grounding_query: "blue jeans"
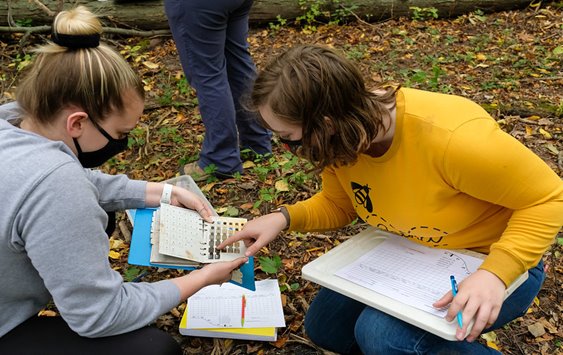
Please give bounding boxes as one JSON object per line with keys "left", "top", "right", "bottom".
{"left": 304, "top": 261, "right": 545, "bottom": 354}
{"left": 164, "top": 0, "right": 272, "bottom": 175}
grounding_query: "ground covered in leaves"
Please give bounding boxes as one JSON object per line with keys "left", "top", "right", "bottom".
{"left": 1, "top": 4, "right": 562, "bottom": 355}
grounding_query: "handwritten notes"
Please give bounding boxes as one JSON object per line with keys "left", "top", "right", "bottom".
{"left": 187, "top": 279, "right": 286, "bottom": 329}
{"left": 334, "top": 236, "right": 483, "bottom": 316}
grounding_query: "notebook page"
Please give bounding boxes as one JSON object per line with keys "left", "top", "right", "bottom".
{"left": 187, "top": 279, "right": 286, "bottom": 329}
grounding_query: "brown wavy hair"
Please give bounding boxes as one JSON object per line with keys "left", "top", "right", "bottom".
{"left": 250, "top": 44, "right": 397, "bottom": 171}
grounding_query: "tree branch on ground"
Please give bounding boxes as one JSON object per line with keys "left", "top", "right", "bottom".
{"left": 0, "top": 25, "right": 170, "bottom": 37}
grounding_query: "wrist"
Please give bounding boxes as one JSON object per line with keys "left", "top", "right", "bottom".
{"left": 272, "top": 206, "right": 290, "bottom": 230}
{"left": 160, "top": 183, "right": 173, "bottom": 205}
{"left": 172, "top": 269, "right": 208, "bottom": 300}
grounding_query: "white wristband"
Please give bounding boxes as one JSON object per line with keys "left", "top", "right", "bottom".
{"left": 160, "top": 183, "right": 173, "bottom": 205}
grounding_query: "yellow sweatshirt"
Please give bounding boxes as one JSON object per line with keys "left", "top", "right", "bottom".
{"left": 286, "top": 88, "right": 563, "bottom": 286}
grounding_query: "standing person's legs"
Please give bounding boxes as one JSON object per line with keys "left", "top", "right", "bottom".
{"left": 0, "top": 316, "right": 181, "bottom": 355}
{"left": 164, "top": 0, "right": 242, "bottom": 176}
{"left": 225, "top": 0, "right": 272, "bottom": 156}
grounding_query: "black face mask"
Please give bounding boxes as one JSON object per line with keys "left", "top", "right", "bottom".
{"left": 73, "top": 119, "right": 129, "bottom": 168}
{"left": 279, "top": 137, "right": 303, "bottom": 155}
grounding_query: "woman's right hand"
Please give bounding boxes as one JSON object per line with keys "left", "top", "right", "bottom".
{"left": 217, "top": 213, "right": 287, "bottom": 256}
{"left": 172, "top": 257, "right": 248, "bottom": 299}
{"left": 197, "top": 257, "right": 249, "bottom": 285}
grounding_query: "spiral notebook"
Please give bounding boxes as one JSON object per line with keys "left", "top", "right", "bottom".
{"left": 179, "top": 279, "right": 284, "bottom": 341}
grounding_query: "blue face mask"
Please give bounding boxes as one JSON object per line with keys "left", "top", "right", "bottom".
{"left": 73, "top": 119, "right": 129, "bottom": 168}
{"left": 279, "top": 137, "right": 303, "bottom": 155}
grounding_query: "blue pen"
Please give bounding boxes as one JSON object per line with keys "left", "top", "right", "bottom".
{"left": 449, "top": 275, "right": 463, "bottom": 328}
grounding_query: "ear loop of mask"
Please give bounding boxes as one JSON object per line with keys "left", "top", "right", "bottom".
{"left": 279, "top": 137, "right": 303, "bottom": 155}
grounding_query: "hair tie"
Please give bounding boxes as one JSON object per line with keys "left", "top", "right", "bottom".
{"left": 51, "top": 32, "right": 100, "bottom": 49}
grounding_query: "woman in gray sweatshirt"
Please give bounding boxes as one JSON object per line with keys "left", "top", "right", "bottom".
{"left": 0, "top": 6, "right": 246, "bottom": 354}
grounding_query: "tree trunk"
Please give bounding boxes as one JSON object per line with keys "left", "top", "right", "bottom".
{"left": 1, "top": 0, "right": 531, "bottom": 30}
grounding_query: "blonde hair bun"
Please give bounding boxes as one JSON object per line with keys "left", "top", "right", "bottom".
{"left": 51, "top": 6, "right": 101, "bottom": 48}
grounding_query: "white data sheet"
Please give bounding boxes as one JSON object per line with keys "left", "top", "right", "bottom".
{"left": 187, "top": 279, "right": 286, "bottom": 329}
{"left": 334, "top": 236, "right": 483, "bottom": 316}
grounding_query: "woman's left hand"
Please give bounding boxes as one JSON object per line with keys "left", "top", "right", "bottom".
{"left": 170, "top": 186, "right": 213, "bottom": 222}
{"left": 433, "top": 269, "right": 506, "bottom": 342}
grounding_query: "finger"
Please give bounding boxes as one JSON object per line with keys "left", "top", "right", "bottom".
{"left": 445, "top": 293, "right": 465, "bottom": 323}
{"left": 457, "top": 300, "right": 480, "bottom": 341}
{"left": 230, "top": 257, "right": 249, "bottom": 269}
{"left": 466, "top": 305, "right": 492, "bottom": 342}
{"left": 433, "top": 290, "right": 453, "bottom": 309}
{"left": 244, "top": 240, "right": 267, "bottom": 257}
{"left": 217, "top": 230, "right": 251, "bottom": 249}
{"left": 485, "top": 304, "right": 501, "bottom": 330}
{"left": 195, "top": 204, "right": 213, "bottom": 222}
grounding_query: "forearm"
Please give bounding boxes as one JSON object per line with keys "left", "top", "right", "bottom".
{"left": 145, "top": 182, "right": 166, "bottom": 207}
{"left": 287, "top": 191, "right": 357, "bottom": 232}
{"left": 170, "top": 270, "right": 209, "bottom": 300}
{"left": 84, "top": 169, "right": 146, "bottom": 210}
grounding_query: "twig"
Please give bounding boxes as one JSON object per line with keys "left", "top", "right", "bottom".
{"left": 288, "top": 333, "right": 332, "bottom": 353}
{"left": 144, "top": 102, "right": 194, "bottom": 111}
{"left": 0, "top": 25, "right": 51, "bottom": 34}
{"left": 510, "top": 325, "right": 526, "bottom": 355}
{"left": 118, "top": 220, "right": 131, "bottom": 242}
{"left": 549, "top": 244, "right": 560, "bottom": 303}
{"left": 7, "top": 0, "right": 16, "bottom": 27}
{"left": 32, "top": 0, "right": 56, "bottom": 17}
{"left": 99, "top": 27, "right": 171, "bottom": 37}
{"left": 518, "top": 76, "right": 563, "bottom": 82}
{"left": 339, "top": 4, "right": 374, "bottom": 27}
{"left": 0, "top": 25, "right": 170, "bottom": 37}
{"left": 55, "top": 0, "right": 65, "bottom": 13}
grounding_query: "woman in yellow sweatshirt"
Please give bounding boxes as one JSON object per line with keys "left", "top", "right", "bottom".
{"left": 219, "top": 44, "right": 563, "bottom": 354}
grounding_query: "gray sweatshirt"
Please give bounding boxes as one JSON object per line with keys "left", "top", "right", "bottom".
{"left": 0, "top": 109, "right": 180, "bottom": 337}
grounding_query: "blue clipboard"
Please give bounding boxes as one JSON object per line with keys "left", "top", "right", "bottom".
{"left": 128, "top": 208, "right": 256, "bottom": 291}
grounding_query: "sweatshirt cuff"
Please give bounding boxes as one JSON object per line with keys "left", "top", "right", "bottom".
{"left": 284, "top": 203, "right": 308, "bottom": 231}
{"left": 479, "top": 248, "right": 527, "bottom": 287}
{"left": 154, "top": 279, "right": 182, "bottom": 310}
{"left": 126, "top": 180, "right": 148, "bottom": 209}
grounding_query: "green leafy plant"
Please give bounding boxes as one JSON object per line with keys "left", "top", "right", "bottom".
{"left": 258, "top": 255, "right": 282, "bottom": 274}
{"left": 15, "top": 18, "right": 33, "bottom": 27}
{"left": 127, "top": 127, "right": 147, "bottom": 149}
{"left": 268, "top": 15, "right": 287, "bottom": 32}
{"left": 279, "top": 282, "right": 300, "bottom": 292}
{"left": 203, "top": 164, "right": 218, "bottom": 177}
{"left": 555, "top": 99, "right": 563, "bottom": 117}
{"left": 410, "top": 6, "right": 439, "bottom": 21}
{"left": 221, "top": 206, "right": 240, "bottom": 217}
{"left": 252, "top": 165, "right": 272, "bottom": 182}
{"left": 157, "top": 126, "right": 185, "bottom": 144}
{"left": 13, "top": 53, "right": 32, "bottom": 72}
{"left": 345, "top": 44, "right": 369, "bottom": 61}
{"left": 258, "top": 187, "right": 278, "bottom": 204}
{"left": 123, "top": 267, "right": 142, "bottom": 282}
{"left": 296, "top": 0, "right": 358, "bottom": 32}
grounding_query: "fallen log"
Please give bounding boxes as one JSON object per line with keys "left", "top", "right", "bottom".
{"left": 1, "top": 0, "right": 533, "bottom": 31}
